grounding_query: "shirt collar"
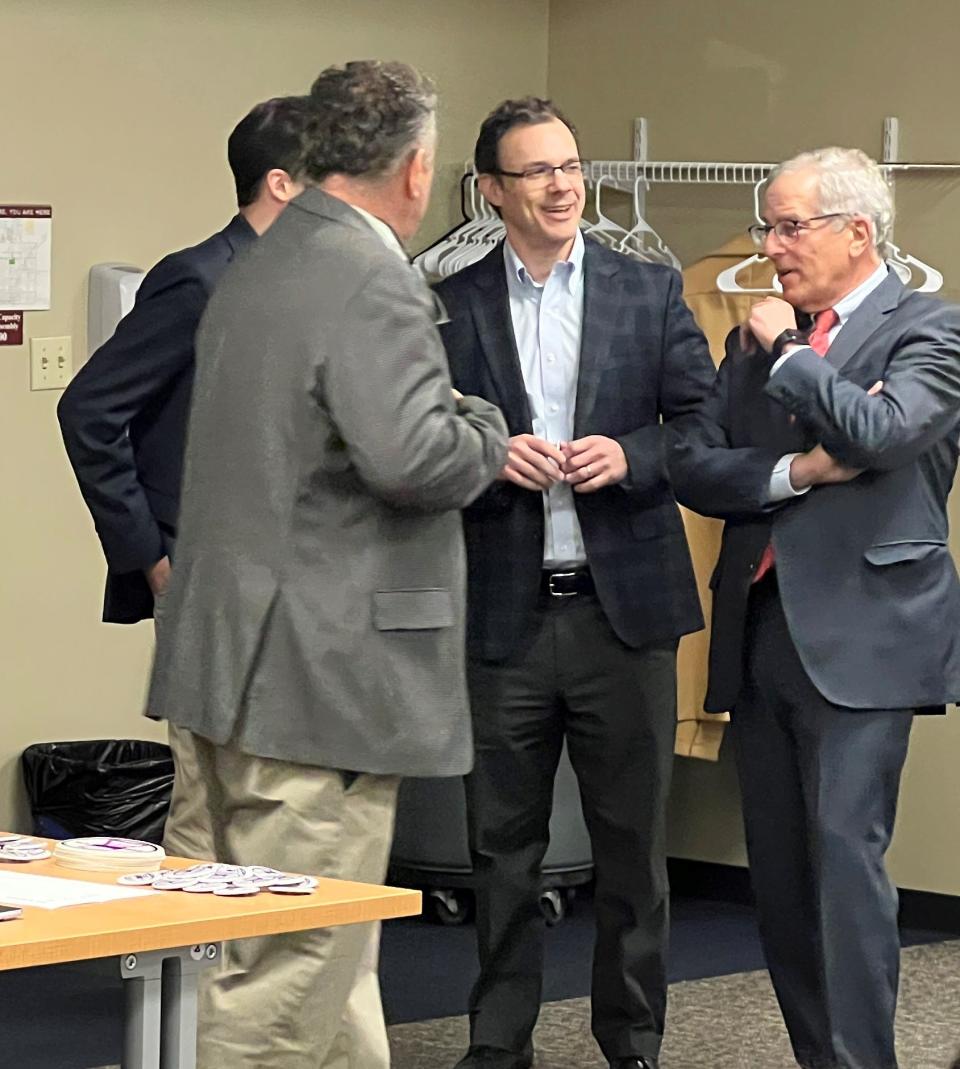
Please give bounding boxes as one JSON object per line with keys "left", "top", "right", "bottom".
{"left": 503, "top": 229, "right": 585, "bottom": 295}
{"left": 348, "top": 203, "right": 408, "bottom": 262}
{"left": 831, "top": 261, "right": 888, "bottom": 324}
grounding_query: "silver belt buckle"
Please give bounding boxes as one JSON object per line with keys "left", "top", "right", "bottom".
{"left": 547, "top": 570, "right": 578, "bottom": 598}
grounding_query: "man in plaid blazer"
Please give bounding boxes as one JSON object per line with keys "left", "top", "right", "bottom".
{"left": 436, "top": 98, "right": 716, "bottom": 1069}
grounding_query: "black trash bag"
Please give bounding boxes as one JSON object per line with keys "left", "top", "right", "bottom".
{"left": 21, "top": 740, "right": 174, "bottom": 844}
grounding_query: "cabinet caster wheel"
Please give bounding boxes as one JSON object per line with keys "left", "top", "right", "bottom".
{"left": 428, "top": 888, "right": 471, "bottom": 926}
{"left": 539, "top": 888, "right": 565, "bottom": 926}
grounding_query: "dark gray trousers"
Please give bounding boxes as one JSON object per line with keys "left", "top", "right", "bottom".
{"left": 733, "top": 577, "right": 913, "bottom": 1069}
{"left": 464, "top": 591, "right": 677, "bottom": 1063}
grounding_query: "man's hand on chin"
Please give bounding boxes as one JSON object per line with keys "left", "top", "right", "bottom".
{"left": 742, "top": 296, "right": 798, "bottom": 353}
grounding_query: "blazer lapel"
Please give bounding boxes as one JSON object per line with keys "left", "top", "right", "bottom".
{"left": 826, "top": 270, "right": 903, "bottom": 373}
{"left": 574, "top": 240, "right": 620, "bottom": 438}
{"left": 471, "top": 245, "right": 533, "bottom": 432}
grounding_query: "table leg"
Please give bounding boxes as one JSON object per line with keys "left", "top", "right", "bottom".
{"left": 120, "top": 943, "right": 220, "bottom": 1069}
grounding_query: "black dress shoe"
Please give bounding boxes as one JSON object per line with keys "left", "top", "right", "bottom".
{"left": 453, "top": 1045, "right": 534, "bottom": 1069}
{"left": 609, "top": 1058, "right": 658, "bottom": 1069}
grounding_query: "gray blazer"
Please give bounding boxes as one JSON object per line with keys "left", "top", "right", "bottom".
{"left": 146, "top": 189, "right": 508, "bottom": 776}
{"left": 669, "top": 271, "right": 960, "bottom": 713}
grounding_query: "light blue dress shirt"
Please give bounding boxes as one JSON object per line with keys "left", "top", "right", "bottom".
{"left": 504, "top": 232, "right": 587, "bottom": 568}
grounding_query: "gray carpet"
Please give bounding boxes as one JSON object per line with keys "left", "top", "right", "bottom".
{"left": 389, "top": 940, "right": 960, "bottom": 1069}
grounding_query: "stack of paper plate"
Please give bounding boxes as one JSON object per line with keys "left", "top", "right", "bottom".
{"left": 53, "top": 836, "right": 166, "bottom": 872}
{"left": 0, "top": 834, "right": 52, "bottom": 862}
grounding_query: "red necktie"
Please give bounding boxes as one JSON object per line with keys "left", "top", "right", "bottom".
{"left": 752, "top": 308, "right": 838, "bottom": 584}
{"left": 807, "top": 307, "right": 840, "bottom": 355}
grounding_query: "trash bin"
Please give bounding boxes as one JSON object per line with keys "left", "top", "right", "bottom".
{"left": 21, "top": 740, "right": 174, "bottom": 844}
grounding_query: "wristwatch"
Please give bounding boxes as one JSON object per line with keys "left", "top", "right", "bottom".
{"left": 770, "top": 328, "right": 809, "bottom": 362}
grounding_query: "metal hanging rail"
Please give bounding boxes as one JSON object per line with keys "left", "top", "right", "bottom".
{"left": 585, "top": 117, "right": 960, "bottom": 192}
{"left": 585, "top": 159, "right": 960, "bottom": 189}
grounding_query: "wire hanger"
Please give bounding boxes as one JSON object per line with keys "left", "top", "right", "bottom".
{"left": 717, "top": 179, "right": 781, "bottom": 294}
{"left": 714, "top": 178, "right": 943, "bottom": 295}
{"left": 413, "top": 169, "right": 506, "bottom": 280}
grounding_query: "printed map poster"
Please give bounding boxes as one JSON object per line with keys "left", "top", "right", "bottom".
{"left": 0, "top": 205, "right": 52, "bottom": 311}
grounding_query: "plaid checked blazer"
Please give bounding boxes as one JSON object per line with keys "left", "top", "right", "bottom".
{"left": 436, "top": 238, "right": 717, "bottom": 663}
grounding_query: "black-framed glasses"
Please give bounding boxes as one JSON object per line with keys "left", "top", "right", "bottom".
{"left": 493, "top": 159, "right": 588, "bottom": 185}
{"left": 748, "top": 213, "right": 849, "bottom": 247}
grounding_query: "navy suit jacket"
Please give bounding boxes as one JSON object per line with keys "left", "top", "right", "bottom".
{"left": 58, "top": 214, "right": 256, "bottom": 623}
{"left": 436, "top": 238, "right": 716, "bottom": 663}
{"left": 668, "top": 271, "right": 960, "bottom": 713}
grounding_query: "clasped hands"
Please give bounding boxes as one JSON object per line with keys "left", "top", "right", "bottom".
{"left": 499, "top": 434, "right": 628, "bottom": 493}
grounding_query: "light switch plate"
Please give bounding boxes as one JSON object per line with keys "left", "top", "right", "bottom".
{"left": 30, "top": 336, "right": 72, "bottom": 390}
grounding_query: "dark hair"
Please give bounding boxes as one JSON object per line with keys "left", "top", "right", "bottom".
{"left": 474, "top": 97, "right": 578, "bottom": 175}
{"left": 304, "top": 60, "right": 436, "bottom": 183}
{"left": 228, "top": 95, "right": 312, "bottom": 207}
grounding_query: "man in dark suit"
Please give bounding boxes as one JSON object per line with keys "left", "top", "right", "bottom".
{"left": 58, "top": 94, "right": 311, "bottom": 623}
{"left": 668, "top": 147, "right": 960, "bottom": 1069}
{"left": 436, "top": 98, "right": 716, "bottom": 1069}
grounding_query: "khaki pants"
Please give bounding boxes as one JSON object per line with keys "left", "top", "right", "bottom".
{"left": 155, "top": 592, "right": 218, "bottom": 863}
{"left": 163, "top": 727, "right": 399, "bottom": 1069}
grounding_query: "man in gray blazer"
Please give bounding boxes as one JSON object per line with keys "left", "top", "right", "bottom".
{"left": 669, "top": 147, "right": 960, "bottom": 1069}
{"left": 147, "top": 61, "right": 508, "bottom": 1069}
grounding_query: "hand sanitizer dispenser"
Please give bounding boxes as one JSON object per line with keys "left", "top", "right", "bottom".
{"left": 87, "top": 263, "right": 145, "bottom": 359}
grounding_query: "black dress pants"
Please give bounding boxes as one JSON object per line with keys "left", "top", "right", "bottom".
{"left": 733, "top": 577, "right": 913, "bottom": 1069}
{"left": 464, "top": 591, "right": 677, "bottom": 1063}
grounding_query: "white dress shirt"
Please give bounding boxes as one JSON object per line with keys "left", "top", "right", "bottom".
{"left": 348, "top": 203, "right": 408, "bottom": 262}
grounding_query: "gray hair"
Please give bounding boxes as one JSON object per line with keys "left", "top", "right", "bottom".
{"left": 304, "top": 60, "right": 436, "bottom": 183}
{"left": 761, "top": 147, "right": 895, "bottom": 259}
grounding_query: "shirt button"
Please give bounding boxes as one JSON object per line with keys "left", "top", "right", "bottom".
{"left": 549, "top": 404, "right": 559, "bottom": 413}
{"left": 547, "top": 354, "right": 556, "bottom": 364}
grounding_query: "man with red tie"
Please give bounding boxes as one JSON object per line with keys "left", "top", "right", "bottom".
{"left": 668, "top": 147, "right": 960, "bottom": 1069}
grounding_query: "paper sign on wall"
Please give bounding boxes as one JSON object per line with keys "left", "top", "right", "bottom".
{"left": 0, "top": 205, "right": 52, "bottom": 311}
{"left": 0, "top": 311, "right": 23, "bottom": 345}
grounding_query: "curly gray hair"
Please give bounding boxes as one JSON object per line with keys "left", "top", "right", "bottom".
{"left": 304, "top": 60, "right": 436, "bottom": 183}
{"left": 761, "top": 147, "right": 895, "bottom": 259}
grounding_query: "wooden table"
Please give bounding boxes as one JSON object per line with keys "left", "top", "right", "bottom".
{"left": 0, "top": 840, "right": 420, "bottom": 1069}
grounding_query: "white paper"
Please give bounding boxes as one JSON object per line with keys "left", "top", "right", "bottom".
{"left": 0, "top": 207, "right": 52, "bottom": 311}
{"left": 0, "top": 871, "right": 157, "bottom": 910}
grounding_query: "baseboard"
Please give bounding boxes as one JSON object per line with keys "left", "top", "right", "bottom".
{"left": 668, "top": 858, "right": 754, "bottom": 904}
{"left": 667, "top": 857, "right": 960, "bottom": 935}
{"left": 899, "top": 887, "right": 960, "bottom": 934}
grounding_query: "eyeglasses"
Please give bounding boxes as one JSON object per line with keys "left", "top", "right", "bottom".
{"left": 748, "top": 213, "right": 849, "bottom": 247}
{"left": 493, "top": 159, "right": 588, "bottom": 185}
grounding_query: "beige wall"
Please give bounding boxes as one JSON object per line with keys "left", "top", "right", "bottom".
{"left": 0, "top": 0, "right": 548, "bottom": 831}
{"left": 549, "top": 0, "right": 960, "bottom": 894}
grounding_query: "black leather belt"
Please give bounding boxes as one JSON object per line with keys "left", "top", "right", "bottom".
{"left": 540, "top": 568, "right": 595, "bottom": 598}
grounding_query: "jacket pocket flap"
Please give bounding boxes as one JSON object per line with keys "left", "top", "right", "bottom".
{"left": 630, "top": 504, "right": 677, "bottom": 541}
{"left": 373, "top": 588, "right": 454, "bottom": 630}
{"left": 864, "top": 540, "right": 946, "bottom": 566}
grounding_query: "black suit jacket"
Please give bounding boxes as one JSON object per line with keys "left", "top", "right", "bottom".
{"left": 436, "top": 238, "right": 716, "bottom": 663}
{"left": 668, "top": 272, "right": 960, "bottom": 713}
{"left": 58, "top": 214, "right": 256, "bottom": 623}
